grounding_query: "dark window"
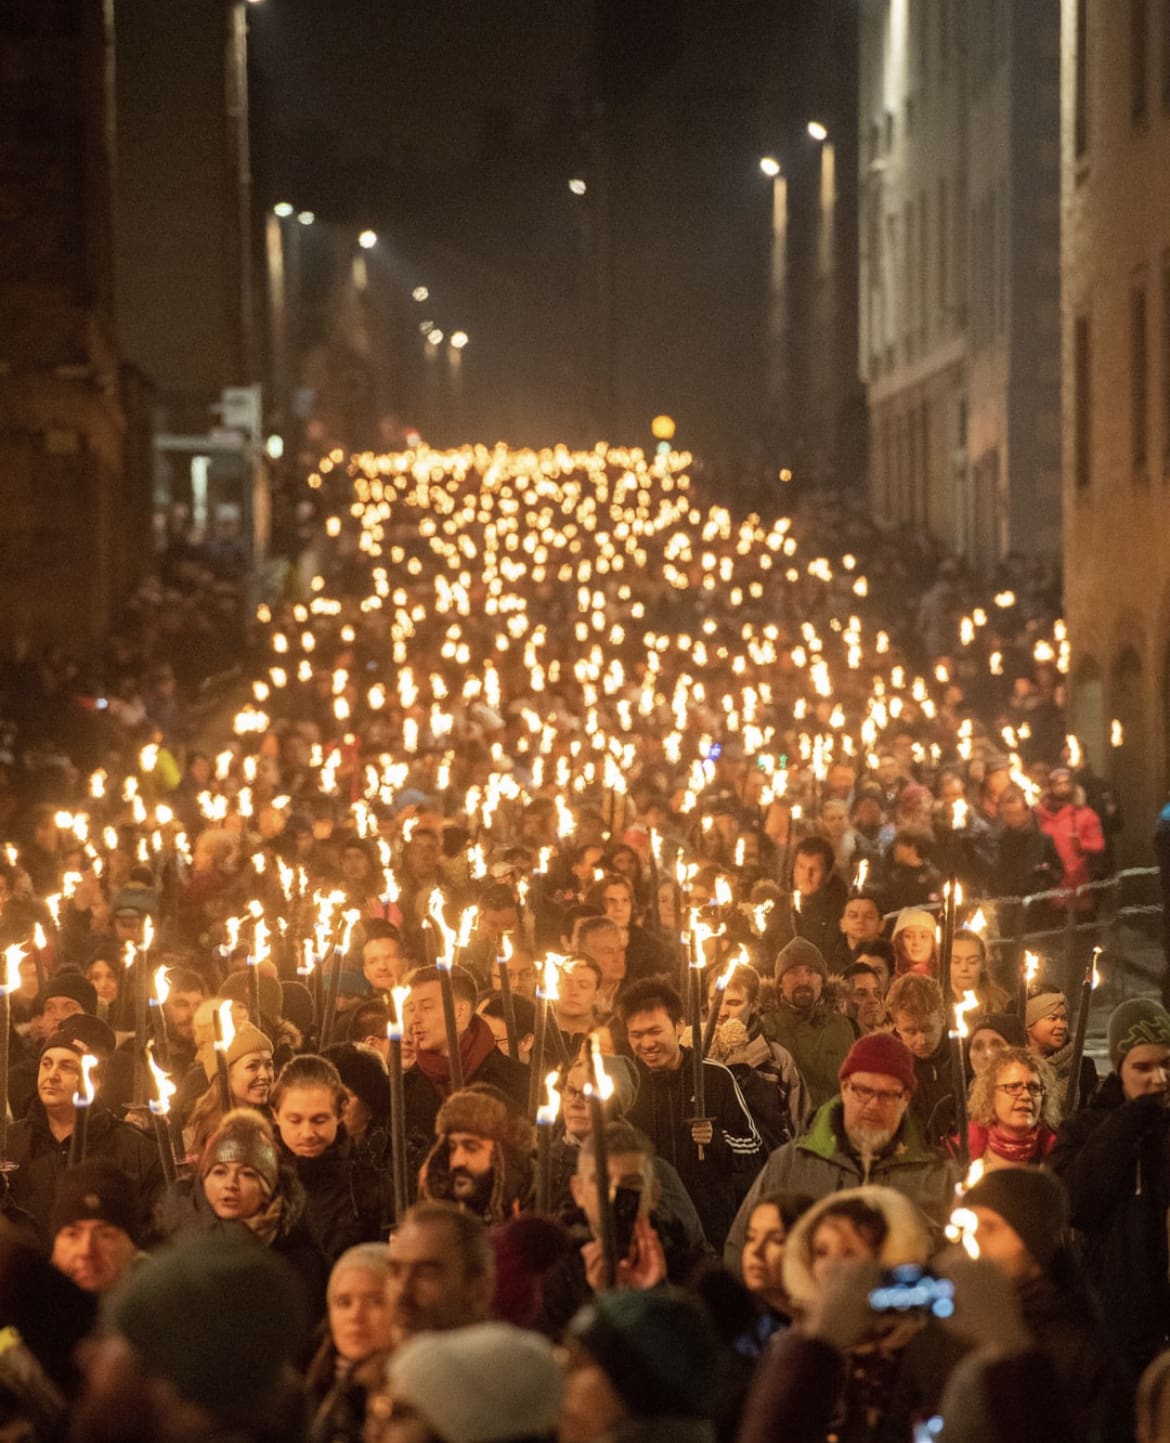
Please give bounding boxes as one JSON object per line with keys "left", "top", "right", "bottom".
{"left": 1075, "top": 313, "right": 1091, "bottom": 489}
{"left": 1133, "top": 282, "right": 1149, "bottom": 471}
{"left": 1133, "top": 0, "right": 1149, "bottom": 123}
{"left": 1075, "top": 0, "right": 1090, "bottom": 157}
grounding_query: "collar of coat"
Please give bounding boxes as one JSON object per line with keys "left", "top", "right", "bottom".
{"left": 796, "top": 1095, "right": 938, "bottom": 1167}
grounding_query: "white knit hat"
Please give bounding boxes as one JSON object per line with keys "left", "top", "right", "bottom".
{"left": 387, "top": 1323, "right": 563, "bottom": 1443}
{"left": 891, "top": 907, "right": 937, "bottom": 938}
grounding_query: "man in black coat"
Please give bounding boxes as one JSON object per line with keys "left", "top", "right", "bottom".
{"left": 619, "top": 976, "right": 763, "bottom": 1251}
{"left": 401, "top": 965, "right": 528, "bottom": 1183}
{"left": 7, "top": 1031, "right": 163, "bottom": 1243}
{"left": 1049, "top": 996, "right": 1170, "bottom": 1373}
{"left": 764, "top": 837, "right": 848, "bottom": 962}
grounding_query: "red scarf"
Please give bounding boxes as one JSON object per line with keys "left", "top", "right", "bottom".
{"left": 968, "top": 1120, "right": 1056, "bottom": 1165}
{"left": 414, "top": 1013, "right": 498, "bottom": 1098}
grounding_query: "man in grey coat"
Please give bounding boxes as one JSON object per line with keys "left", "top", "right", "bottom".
{"left": 723, "top": 1030, "right": 957, "bottom": 1267}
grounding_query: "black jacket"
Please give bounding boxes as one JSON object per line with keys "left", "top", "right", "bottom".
{"left": 281, "top": 1132, "right": 392, "bottom": 1265}
{"left": 6, "top": 1098, "right": 164, "bottom": 1242}
{"left": 402, "top": 1047, "right": 529, "bottom": 1181}
{"left": 1049, "top": 1072, "right": 1170, "bottom": 1370}
{"left": 765, "top": 874, "right": 848, "bottom": 963}
{"left": 910, "top": 1034, "right": 956, "bottom": 1149}
{"left": 624, "top": 1051, "right": 763, "bottom": 1250}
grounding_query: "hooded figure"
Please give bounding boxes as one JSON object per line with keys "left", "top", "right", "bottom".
{"left": 419, "top": 1084, "right": 535, "bottom": 1225}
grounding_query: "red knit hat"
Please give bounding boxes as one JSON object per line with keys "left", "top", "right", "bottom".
{"left": 838, "top": 1032, "right": 917, "bottom": 1095}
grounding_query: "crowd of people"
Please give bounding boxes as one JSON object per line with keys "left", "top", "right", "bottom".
{"left": 0, "top": 442, "right": 1160, "bottom": 1443}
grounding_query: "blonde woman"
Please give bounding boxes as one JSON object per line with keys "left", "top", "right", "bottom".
{"left": 965, "top": 1047, "right": 1060, "bottom": 1169}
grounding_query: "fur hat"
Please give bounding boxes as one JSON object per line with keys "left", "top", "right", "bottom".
{"left": 774, "top": 936, "right": 828, "bottom": 981}
{"left": 1107, "top": 997, "right": 1170, "bottom": 1071}
{"left": 435, "top": 1083, "right": 535, "bottom": 1154}
{"left": 1025, "top": 991, "right": 1066, "bottom": 1029}
{"left": 783, "top": 1185, "right": 932, "bottom": 1307}
{"left": 388, "top": 1323, "right": 564, "bottom": 1443}
{"left": 839, "top": 1031, "right": 917, "bottom": 1095}
{"left": 199, "top": 1108, "right": 280, "bottom": 1197}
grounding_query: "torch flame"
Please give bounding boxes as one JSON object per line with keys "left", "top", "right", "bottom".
{"left": 952, "top": 989, "right": 980, "bottom": 1040}
{"left": 951, "top": 799, "right": 969, "bottom": 829}
{"left": 1, "top": 945, "right": 24, "bottom": 994}
{"left": 855, "top": 858, "right": 869, "bottom": 891}
{"left": 946, "top": 1206, "right": 981, "bottom": 1260}
{"left": 122, "top": 941, "right": 136, "bottom": 972}
{"left": 457, "top": 906, "right": 478, "bottom": 950}
{"left": 427, "top": 890, "right": 456, "bottom": 967}
{"left": 298, "top": 938, "right": 316, "bottom": 977}
{"left": 967, "top": 907, "right": 988, "bottom": 936}
{"left": 146, "top": 1043, "right": 176, "bottom": 1116}
{"left": 153, "top": 965, "right": 170, "bottom": 1005}
{"left": 73, "top": 1052, "right": 99, "bottom": 1107}
{"left": 715, "top": 946, "right": 746, "bottom": 992}
{"left": 215, "top": 998, "right": 236, "bottom": 1052}
{"left": 536, "top": 1069, "right": 561, "bottom": 1126}
{"left": 1024, "top": 951, "right": 1040, "bottom": 985}
{"left": 1090, "top": 946, "right": 1104, "bottom": 989}
{"left": 538, "top": 953, "right": 562, "bottom": 1001}
{"left": 714, "top": 874, "right": 734, "bottom": 907}
{"left": 585, "top": 1035, "right": 615, "bottom": 1101}
{"left": 387, "top": 985, "right": 411, "bottom": 1041}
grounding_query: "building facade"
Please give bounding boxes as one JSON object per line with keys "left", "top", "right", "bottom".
{"left": 1061, "top": 0, "right": 1170, "bottom": 858}
{"left": 859, "top": 0, "right": 1062, "bottom": 566}
{"left": 0, "top": 0, "right": 144, "bottom": 646}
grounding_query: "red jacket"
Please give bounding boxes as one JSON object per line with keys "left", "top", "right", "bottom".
{"left": 1034, "top": 800, "right": 1105, "bottom": 909}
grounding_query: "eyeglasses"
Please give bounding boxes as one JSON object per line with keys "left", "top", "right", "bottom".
{"left": 562, "top": 1085, "right": 586, "bottom": 1102}
{"left": 845, "top": 1081, "right": 907, "bottom": 1106}
{"left": 996, "top": 1081, "right": 1044, "bottom": 1098}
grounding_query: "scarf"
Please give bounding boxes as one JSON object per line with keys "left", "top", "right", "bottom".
{"left": 414, "top": 1012, "right": 498, "bottom": 1098}
{"left": 970, "top": 1120, "right": 1056, "bottom": 1165}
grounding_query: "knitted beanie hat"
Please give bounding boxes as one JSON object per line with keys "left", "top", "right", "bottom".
{"left": 775, "top": 936, "right": 828, "bottom": 981}
{"left": 50, "top": 1159, "right": 141, "bottom": 1244}
{"left": 388, "top": 1323, "right": 564, "bottom": 1443}
{"left": 1025, "top": 991, "right": 1066, "bottom": 1029}
{"left": 965, "top": 1167, "right": 1069, "bottom": 1272}
{"left": 892, "top": 907, "right": 937, "bottom": 938}
{"left": 40, "top": 970, "right": 98, "bottom": 1017}
{"left": 569, "top": 1287, "right": 719, "bottom": 1420}
{"left": 1107, "top": 997, "right": 1170, "bottom": 1071}
{"left": 839, "top": 1031, "right": 918, "bottom": 1095}
{"left": 104, "top": 1236, "right": 306, "bottom": 1423}
{"left": 199, "top": 1108, "right": 280, "bottom": 1197}
{"left": 324, "top": 1043, "right": 391, "bottom": 1128}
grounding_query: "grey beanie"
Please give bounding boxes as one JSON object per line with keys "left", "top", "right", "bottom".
{"left": 1107, "top": 997, "right": 1170, "bottom": 1071}
{"left": 774, "top": 936, "right": 828, "bottom": 981}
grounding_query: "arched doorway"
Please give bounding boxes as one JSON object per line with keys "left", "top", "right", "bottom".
{"left": 1112, "top": 646, "right": 1148, "bottom": 868}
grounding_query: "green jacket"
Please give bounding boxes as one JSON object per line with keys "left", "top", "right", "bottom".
{"left": 759, "top": 1002, "right": 857, "bottom": 1111}
{"left": 722, "top": 1096, "right": 958, "bottom": 1267}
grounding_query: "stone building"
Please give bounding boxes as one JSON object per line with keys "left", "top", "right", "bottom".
{"left": 1061, "top": 0, "right": 1170, "bottom": 858}
{"left": 859, "top": 0, "right": 1062, "bottom": 567}
{"left": 0, "top": 0, "right": 142, "bottom": 645}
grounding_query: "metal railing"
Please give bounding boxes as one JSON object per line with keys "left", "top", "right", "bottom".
{"left": 882, "top": 867, "right": 1164, "bottom": 998}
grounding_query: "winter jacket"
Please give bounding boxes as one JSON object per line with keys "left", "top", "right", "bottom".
{"left": 280, "top": 1132, "right": 391, "bottom": 1265}
{"left": 760, "top": 1001, "right": 857, "bottom": 1111}
{"left": 988, "top": 823, "right": 1063, "bottom": 910}
{"left": 402, "top": 1043, "right": 528, "bottom": 1176}
{"left": 624, "top": 1050, "right": 764, "bottom": 1250}
{"left": 706, "top": 1018, "right": 808, "bottom": 1146}
{"left": 1035, "top": 800, "right": 1106, "bottom": 908}
{"left": 723, "top": 1097, "right": 957, "bottom": 1267}
{"left": 765, "top": 874, "right": 848, "bottom": 962}
{"left": 157, "top": 1168, "right": 327, "bottom": 1318}
{"left": 6, "top": 1098, "right": 164, "bottom": 1241}
{"left": 1049, "top": 1073, "right": 1170, "bottom": 1370}
{"left": 1014, "top": 1274, "right": 1135, "bottom": 1443}
{"left": 910, "top": 1034, "right": 956, "bottom": 1148}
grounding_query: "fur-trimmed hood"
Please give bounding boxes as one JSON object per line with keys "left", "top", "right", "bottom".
{"left": 781, "top": 1184, "right": 933, "bottom": 1307}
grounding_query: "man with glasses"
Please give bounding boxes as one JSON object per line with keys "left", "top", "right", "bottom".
{"left": 722, "top": 1031, "right": 956, "bottom": 1267}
